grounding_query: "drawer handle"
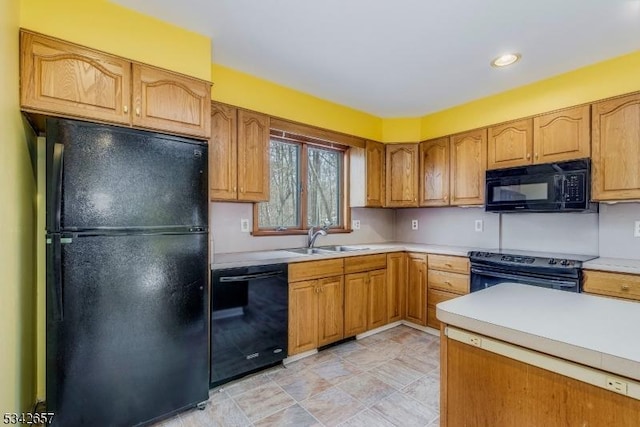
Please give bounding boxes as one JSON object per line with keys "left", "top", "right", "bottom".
{"left": 621, "top": 284, "right": 630, "bottom": 291}
{"left": 445, "top": 263, "right": 453, "bottom": 267}
{"left": 445, "top": 280, "right": 452, "bottom": 286}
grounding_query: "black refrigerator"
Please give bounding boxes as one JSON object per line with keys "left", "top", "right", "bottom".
{"left": 45, "top": 118, "right": 209, "bottom": 426}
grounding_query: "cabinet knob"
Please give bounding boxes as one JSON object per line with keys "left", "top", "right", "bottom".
{"left": 526, "top": 153, "right": 531, "bottom": 160}
{"left": 123, "top": 105, "right": 129, "bottom": 114}
{"left": 445, "top": 263, "right": 453, "bottom": 267}
{"left": 445, "top": 280, "right": 452, "bottom": 286}
{"left": 136, "top": 107, "right": 141, "bottom": 116}
{"left": 621, "top": 284, "right": 630, "bottom": 291}
{"left": 233, "top": 187, "right": 237, "bottom": 192}
{"left": 240, "top": 187, "right": 244, "bottom": 193}
{"left": 535, "top": 153, "right": 539, "bottom": 160}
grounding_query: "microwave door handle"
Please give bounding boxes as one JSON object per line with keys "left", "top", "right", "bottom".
{"left": 471, "top": 267, "right": 576, "bottom": 288}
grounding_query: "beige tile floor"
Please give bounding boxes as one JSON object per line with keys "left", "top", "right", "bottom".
{"left": 156, "top": 325, "right": 441, "bottom": 427}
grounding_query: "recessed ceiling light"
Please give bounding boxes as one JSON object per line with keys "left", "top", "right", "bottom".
{"left": 491, "top": 53, "right": 521, "bottom": 68}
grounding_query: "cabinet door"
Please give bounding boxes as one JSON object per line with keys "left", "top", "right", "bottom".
{"left": 365, "top": 141, "right": 385, "bottom": 207}
{"left": 385, "top": 144, "right": 419, "bottom": 207}
{"left": 419, "top": 138, "right": 450, "bottom": 206}
{"left": 288, "top": 280, "right": 319, "bottom": 355}
{"left": 344, "top": 273, "right": 368, "bottom": 338}
{"left": 209, "top": 103, "right": 238, "bottom": 200}
{"left": 592, "top": 93, "right": 640, "bottom": 201}
{"left": 533, "top": 105, "right": 590, "bottom": 164}
{"left": 450, "top": 129, "right": 487, "bottom": 205}
{"left": 368, "top": 269, "right": 388, "bottom": 330}
{"left": 237, "top": 110, "right": 270, "bottom": 202}
{"left": 132, "top": 64, "right": 211, "bottom": 138}
{"left": 20, "top": 30, "right": 131, "bottom": 125}
{"left": 406, "top": 253, "right": 427, "bottom": 326}
{"left": 387, "top": 252, "right": 406, "bottom": 323}
{"left": 317, "top": 276, "right": 344, "bottom": 347}
{"left": 487, "top": 119, "right": 533, "bottom": 169}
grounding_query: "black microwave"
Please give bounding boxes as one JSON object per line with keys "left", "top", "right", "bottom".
{"left": 485, "top": 159, "right": 597, "bottom": 213}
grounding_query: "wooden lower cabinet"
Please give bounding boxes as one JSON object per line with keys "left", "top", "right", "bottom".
{"left": 344, "top": 269, "right": 387, "bottom": 337}
{"left": 288, "top": 275, "right": 344, "bottom": 355}
{"left": 442, "top": 334, "right": 640, "bottom": 426}
{"left": 427, "top": 254, "right": 470, "bottom": 329}
{"left": 406, "top": 253, "right": 427, "bottom": 326}
{"left": 583, "top": 270, "right": 640, "bottom": 302}
{"left": 387, "top": 252, "right": 406, "bottom": 322}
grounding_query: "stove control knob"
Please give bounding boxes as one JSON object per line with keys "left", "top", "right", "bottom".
{"left": 560, "top": 259, "right": 570, "bottom": 266}
{"left": 548, "top": 258, "right": 557, "bottom": 265}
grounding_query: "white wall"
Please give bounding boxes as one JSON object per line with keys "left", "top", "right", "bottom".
{"left": 395, "top": 207, "right": 500, "bottom": 248}
{"left": 211, "top": 203, "right": 395, "bottom": 253}
{"left": 598, "top": 203, "right": 640, "bottom": 259}
{"left": 501, "top": 212, "right": 599, "bottom": 255}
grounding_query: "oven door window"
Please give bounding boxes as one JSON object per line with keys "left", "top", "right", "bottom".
{"left": 470, "top": 268, "right": 579, "bottom": 293}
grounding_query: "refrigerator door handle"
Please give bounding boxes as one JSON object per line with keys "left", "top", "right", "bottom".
{"left": 51, "top": 143, "right": 65, "bottom": 231}
{"left": 47, "top": 235, "right": 64, "bottom": 321}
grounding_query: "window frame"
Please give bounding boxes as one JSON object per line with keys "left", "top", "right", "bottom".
{"left": 252, "top": 132, "right": 351, "bottom": 236}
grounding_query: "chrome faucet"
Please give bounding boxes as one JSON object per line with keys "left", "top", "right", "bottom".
{"left": 307, "top": 226, "right": 328, "bottom": 248}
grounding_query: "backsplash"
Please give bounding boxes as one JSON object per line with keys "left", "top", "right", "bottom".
{"left": 211, "top": 202, "right": 640, "bottom": 260}
{"left": 501, "top": 212, "right": 598, "bottom": 255}
{"left": 598, "top": 202, "right": 640, "bottom": 259}
{"left": 394, "top": 207, "right": 499, "bottom": 248}
{"left": 210, "top": 203, "right": 395, "bottom": 253}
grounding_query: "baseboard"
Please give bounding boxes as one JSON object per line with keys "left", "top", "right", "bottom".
{"left": 283, "top": 348, "right": 317, "bottom": 365}
{"left": 355, "top": 321, "right": 402, "bottom": 339}
{"left": 402, "top": 320, "right": 440, "bottom": 337}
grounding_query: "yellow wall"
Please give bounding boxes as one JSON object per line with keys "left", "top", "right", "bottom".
{"left": 381, "top": 118, "right": 422, "bottom": 143}
{"left": 212, "top": 64, "right": 383, "bottom": 141}
{"left": 20, "top": 0, "right": 211, "bottom": 80}
{"left": 0, "top": 0, "right": 37, "bottom": 413}
{"left": 420, "top": 50, "right": 640, "bottom": 140}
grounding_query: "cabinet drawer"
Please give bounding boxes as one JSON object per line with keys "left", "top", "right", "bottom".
{"left": 289, "top": 259, "right": 344, "bottom": 282}
{"left": 428, "top": 254, "right": 469, "bottom": 274}
{"left": 428, "top": 270, "right": 469, "bottom": 294}
{"left": 344, "top": 254, "right": 387, "bottom": 274}
{"left": 583, "top": 270, "right": 640, "bottom": 301}
{"left": 428, "top": 288, "right": 460, "bottom": 307}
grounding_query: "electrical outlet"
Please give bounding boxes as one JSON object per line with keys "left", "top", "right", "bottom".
{"left": 240, "top": 219, "right": 250, "bottom": 233}
{"left": 634, "top": 221, "right": 640, "bottom": 237}
{"left": 605, "top": 377, "right": 628, "bottom": 395}
{"left": 469, "top": 335, "right": 482, "bottom": 348}
{"left": 475, "top": 219, "right": 483, "bottom": 232}
{"left": 352, "top": 219, "right": 361, "bottom": 230}
{"left": 411, "top": 219, "right": 418, "bottom": 230}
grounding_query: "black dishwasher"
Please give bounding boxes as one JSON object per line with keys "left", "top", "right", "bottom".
{"left": 210, "top": 264, "right": 288, "bottom": 387}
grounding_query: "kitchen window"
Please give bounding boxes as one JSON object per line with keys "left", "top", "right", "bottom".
{"left": 253, "top": 130, "right": 349, "bottom": 235}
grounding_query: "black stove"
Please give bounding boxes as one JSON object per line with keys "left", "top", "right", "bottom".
{"left": 468, "top": 250, "right": 597, "bottom": 293}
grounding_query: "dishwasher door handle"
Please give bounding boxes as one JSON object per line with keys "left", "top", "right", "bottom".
{"left": 219, "top": 271, "right": 285, "bottom": 282}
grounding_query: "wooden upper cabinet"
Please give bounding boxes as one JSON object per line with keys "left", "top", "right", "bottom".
{"left": 237, "top": 110, "right": 270, "bottom": 202}
{"left": 209, "top": 105, "right": 270, "bottom": 202}
{"left": 386, "top": 144, "right": 419, "bottom": 207}
{"left": 20, "top": 30, "right": 212, "bottom": 139}
{"left": 487, "top": 119, "right": 533, "bottom": 170}
{"left": 209, "top": 103, "right": 238, "bottom": 200}
{"left": 533, "top": 105, "right": 590, "bottom": 163}
{"left": 450, "top": 129, "right": 487, "bottom": 205}
{"left": 419, "top": 137, "right": 450, "bottom": 206}
{"left": 132, "top": 64, "right": 211, "bottom": 138}
{"left": 365, "top": 141, "right": 385, "bottom": 207}
{"left": 20, "top": 30, "right": 131, "bottom": 125}
{"left": 592, "top": 93, "right": 640, "bottom": 201}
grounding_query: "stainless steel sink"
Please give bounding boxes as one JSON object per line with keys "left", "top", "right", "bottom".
{"left": 285, "top": 247, "right": 331, "bottom": 255}
{"left": 318, "top": 245, "right": 369, "bottom": 252}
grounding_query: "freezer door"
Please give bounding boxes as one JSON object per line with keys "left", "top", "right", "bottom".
{"left": 46, "top": 118, "right": 207, "bottom": 231}
{"left": 46, "top": 233, "right": 209, "bottom": 426}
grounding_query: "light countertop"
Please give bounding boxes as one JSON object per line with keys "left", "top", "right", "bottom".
{"left": 583, "top": 257, "right": 640, "bottom": 275}
{"left": 436, "top": 283, "right": 640, "bottom": 381}
{"left": 212, "top": 242, "right": 493, "bottom": 269}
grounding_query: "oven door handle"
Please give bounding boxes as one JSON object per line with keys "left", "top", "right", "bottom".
{"left": 471, "top": 267, "right": 576, "bottom": 288}
{"left": 219, "top": 271, "right": 284, "bottom": 282}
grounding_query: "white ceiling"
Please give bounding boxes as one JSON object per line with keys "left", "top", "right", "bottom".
{"left": 112, "top": 0, "right": 640, "bottom": 117}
